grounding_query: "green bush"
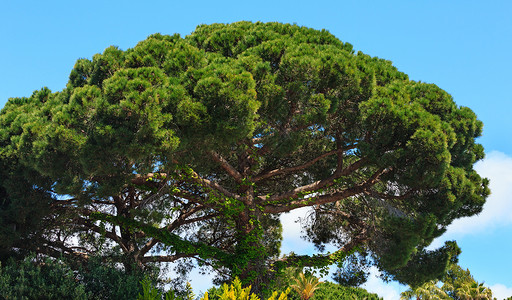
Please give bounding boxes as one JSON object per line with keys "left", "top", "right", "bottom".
{"left": 0, "top": 254, "right": 159, "bottom": 300}
{"left": 0, "top": 255, "right": 87, "bottom": 299}
{"left": 311, "top": 282, "right": 382, "bottom": 300}
{"left": 78, "top": 257, "right": 152, "bottom": 299}
{"left": 201, "top": 277, "right": 289, "bottom": 300}
{"left": 0, "top": 255, "right": 381, "bottom": 300}
{"left": 138, "top": 279, "right": 195, "bottom": 300}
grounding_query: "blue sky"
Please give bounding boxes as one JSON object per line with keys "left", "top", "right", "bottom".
{"left": 2, "top": 1, "right": 512, "bottom": 298}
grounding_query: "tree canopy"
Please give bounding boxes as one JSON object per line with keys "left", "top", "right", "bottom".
{"left": 0, "top": 21, "right": 488, "bottom": 291}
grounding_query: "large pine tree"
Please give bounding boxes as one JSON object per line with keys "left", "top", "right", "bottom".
{"left": 0, "top": 21, "right": 488, "bottom": 291}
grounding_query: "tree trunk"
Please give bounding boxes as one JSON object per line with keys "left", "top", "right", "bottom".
{"left": 234, "top": 207, "right": 270, "bottom": 294}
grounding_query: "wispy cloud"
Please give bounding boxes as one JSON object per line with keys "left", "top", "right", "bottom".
{"left": 490, "top": 283, "right": 512, "bottom": 300}
{"left": 185, "top": 266, "right": 215, "bottom": 295}
{"left": 427, "top": 151, "right": 512, "bottom": 299}
{"left": 362, "top": 267, "right": 407, "bottom": 300}
{"left": 280, "top": 207, "right": 316, "bottom": 255}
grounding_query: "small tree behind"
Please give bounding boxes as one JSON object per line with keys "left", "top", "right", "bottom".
{"left": 401, "top": 264, "right": 493, "bottom": 300}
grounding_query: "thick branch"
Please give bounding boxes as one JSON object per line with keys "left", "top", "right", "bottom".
{"left": 260, "top": 158, "right": 367, "bottom": 204}
{"left": 90, "top": 212, "right": 234, "bottom": 267}
{"left": 274, "top": 233, "right": 368, "bottom": 268}
{"left": 138, "top": 238, "right": 160, "bottom": 258}
{"left": 131, "top": 173, "right": 168, "bottom": 187}
{"left": 253, "top": 146, "right": 356, "bottom": 182}
{"left": 263, "top": 167, "right": 386, "bottom": 214}
{"left": 138, "top": 209, "right": 220, "bottom": 257}
{"left": 141, "top": 254, "right": 197, "bottom": 263}
{"left": 209, "top": 151, "right": 244, "bottom": 183}
{"left": 185, "top": 168, "right": 240, "bottom": 200}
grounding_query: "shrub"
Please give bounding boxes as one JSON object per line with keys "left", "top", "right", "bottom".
{"left": 312, "top": 282, "right": 382, "bottom": 300}
{"left": 0, "top": 254, "right": 159, "bottom": 299}
{"left": 201, "top": 277, "right": 289, "bottom": 300}
{"left": 0, "top": 255, "right": 87, "bottom": 299}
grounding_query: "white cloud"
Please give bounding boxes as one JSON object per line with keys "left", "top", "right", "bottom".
{"left": 280, "top": 207, "right": 309, "bottom": 241}
{"left": 280, "top": 207, "right": 317, "bottom": 255}
{"left": 490, "top": 283, "right": 512, "bottom": 300}
{"left": 442, "top": 151, "right": 512, "bottom": 236}
{"left": 362, "top": 267, "right": 406, "bottom": 300}
{"left": 185, "top": 266, "right": 216, "bottom": 295}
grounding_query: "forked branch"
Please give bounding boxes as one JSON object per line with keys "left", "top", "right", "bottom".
{"left": 263, "top": 167, "right": 386, "bottom": 214}
{"left": 253, "top": 145, "right": 357, "bottom": 182}
{"left": 260, "top": 158, "right": 368, "bottom": 204}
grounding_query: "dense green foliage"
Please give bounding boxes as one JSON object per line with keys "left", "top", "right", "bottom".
{"left": 0, "top": 255, "right": 87, "bottom": 299}
{"left": 312, "top": 282, "right": 382, "bottom": 300}
{"left": 138, "top": 279, "right": 193, "bottom": 300}
{"left": 78, "top": 257, "right": 156, "bottom": 299}
{"left": 0, "top": 21, "right": 488, "bottom": 292}
{"left": 0, "top": 254, "right": 155, "bottom": 299}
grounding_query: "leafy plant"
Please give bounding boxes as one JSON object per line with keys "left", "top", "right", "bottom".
{"left": 78, "top": 256, "right": 151, "bottom": 300}
{"left": 201, "top": 277, "right": 289, "bottom": 300}
{"left": 138, "top": 279, "right": 195, "bottom": 300}
{"left": 400, "top": 280, "right": 448, "bottom": 300}
{"left": 290, "top": 273, "right": 321, "bottom": 300}
{"left": 139, "top": 277, "right": 162, "bottom": 300}
{"left": 300, "top": 281, "right": 382, "bottom": 300}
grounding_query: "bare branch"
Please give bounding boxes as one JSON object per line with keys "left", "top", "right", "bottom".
{"left": 40, "top": 240, "right": 91, "bottom": 262}
{"left": 335, "top": 131, "right": 344, "bottom": 174}
{"left": 74, "top": 215, "right": 127, "bottom": 252}
{"left": 169, "top": 211, "right": 221, "bottom": 231}
{"left": 51, "top": 198, "right": 78, "bottom": 207}
{"left": 91, "top": 199, "right": 116, "bottom": 205}
{"left": 274, "top": 231, "right": 368, "bottom": 268}
{"left": 368, "top": 189, "right": 415, "bottom": 202}
{"left": 173, "top": 190, "right": 209, "bottom": 205}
